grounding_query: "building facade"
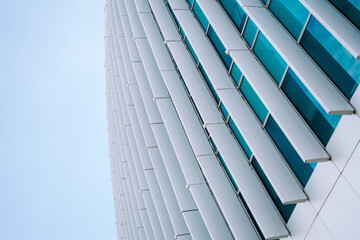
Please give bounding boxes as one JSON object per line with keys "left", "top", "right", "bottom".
{"left": 104, "top": 0, "right": 360, "bottom": 239}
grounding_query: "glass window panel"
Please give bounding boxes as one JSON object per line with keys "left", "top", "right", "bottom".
{"left": 220, "top": 103, "right": 229, "bottom": 120}
{"left": 300, "top": 17, "right": 360, "bottom": 99}
{"left": 210, "top": 137, "right": 217, "bottom": 152}
{"left": 199, "top": 63, "right": 220, "bottom": 104}
{"left": 228, "top": 117, "right": 252, "bottom": 159}
{"left": 265, "top": 115, "right": 315, "bottom": 187}
{"left": 167, "top": 2, "right": 180, "bottom": 28}
{"left": 193, "top": 1, "right": 209, "bottom": 31}
{"left": 218, "top": 0, "right": 247, "bottom": 33}
{"left": 251, "top": 157, "right": 295, "bottom": 223}
{"left": 349, "top": 0, "right": 360, "bottom": 10}
{"left": 328, "top": 0, "right": 360, "bottom": 29}
{"left": 207, "top": 26, "right": 232, "bottom": 69}
{"left": 178, "top": 71, "right": 191, "bottom": 97}
{"left": 210, "top": 139, "right": 239, "bottom": 191}
{"left": 269, "top": 0, "right": 309, "bottom": 39}
{"left": 261, "top": 0, "right": 269, "bottom": 5}
{"left": 240, "top": 77, "right": 268, "bottom": 123}
{"left": 187, "top": 0, "right": 194, "bottom": 8}
{"left": 185, "top": 37, "right": 199, "bottom": 64}
{"left": 218, "top": 152, "right": 239, "bottom": 191}
{"left": 281, "top": 68, "right": 341, "bottom": 145}
{"left": 243, "top": 18, "right": 258, "bottom": 46}
{"left": 253, "top": 32, "right": 287, "bottom": 84}
{"left": 230, "top": 62, "right": 242, "bottom": 86}
{"left": 180, "top": 27, "right": 185, "bottom": 39}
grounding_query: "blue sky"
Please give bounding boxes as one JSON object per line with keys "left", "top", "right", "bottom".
{"left": 0, "top": 0, "right": 116, "bottom": 239}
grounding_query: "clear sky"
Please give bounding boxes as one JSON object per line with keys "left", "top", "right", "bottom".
{"left": 0, "top": 0, "right": 117, "bottom": 239}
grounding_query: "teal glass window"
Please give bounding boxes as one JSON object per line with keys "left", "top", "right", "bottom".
{"left": 218, "top": 0, "right": 247, "bottom": 33}
{"left": 253, "top": 32, "right": 287, "bottom": 84}
{"left": 281, "top": 69, "right": 341, "bottom": 145}
{"left": 243, "top": 18, "right": 258, "bottom": 47}
{"left": 193, "top": 1, "right": 209, "bottom": 31}
{"left": 252, "top": 157, "right": 295, "bottom": 222}
{"left": 230, "top": 62, "right": 242, "bottom": 86}
{"left": 178, "top": 70, "right": 191, "bottom": 97}
{"left": 240, "top": 77, "right": 268, "bottom": 123}
{"left": 210, "top": 139, "right": 239, "bottom": 191}
{"left": 180, "top": 27, "right": 185, "bottom": 39}
{"left": 167, "top": 2, "right": 180, "bottom": 28}
{"left": 328, "top": 0, "right": 360, "bottom": 29}
{"left": 187, "top": 0, "right": 194, "bottom": 8}
{"left": 207, "top": 26, "right": 232, "bottom": 69}
{"left": 300, "top": 17, "right": 360, "bottom": 99}
{"left": 218, "top": 152, "right": 239, "bottom": 191}
{"left": 210, "top": 137, "right": 217, "bottom": 152}
{"left": 185, "top": 37, "right": 199, "bottom": 64}
{"left": 199, "top": 63, "right": 220, "bottom": 104}
{"left": 228, "top": 117, "right": 252, "bottom": 159}
{"left": 265, "top": 115, "right": 315, "bottom": 187}
{"left": 269, "top": 0, "right": 309, "bottom": 39}
{"left": 220, "top": 103, "right": 229, "bottom": 120}
{"left": 261, "top": 0, "right": 269, "bottom": 5}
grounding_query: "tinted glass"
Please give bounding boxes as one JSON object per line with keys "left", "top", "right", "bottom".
{"left": 207, "top": 143, "right": 236, "bottom": 192}
{"left": 193, "top": 1, "right": 209, "bottom": 31}
{"left": 328, "top": 0, "right": 360, "bottom": 29}
{"left": 168, "top": 3, "right": 180, "bottom": 28}
{"left": 218, "top": 0, "right": 247, "bottom": 32}
{"left": 218, "top": 153, "right": 239, "bottom": 191}
{"left": 282, "top": 69, "right": 341, "bottom": 145}
{"left": 300, "top": 17, "right": 360, "bottom": 99}
{"left": 208, "top": 26, "right": 233, "bottom": 69}
{"left": 187, "top": 0, "right": 194, "bottom": 7}
{"left": 269, "top": 0, "right": 309, "bottom": 39}
{"left": 228, "top": 117, "right": 252, "bottom": 159}
{"left": 252, "top": 157, "right": 296, "bottom": 222}
{"left": 265, "top": 115, "right": 315, "bottom": 187}
{"left": 185, "top": 38, "right": 199, "bottom": 64}
{"left": 240, "top": 77, "right": 268, "bottom": 123}
{"left": 199, "top": 63, "right": 220, "bottom": 104}
{"left": 253, "top": 32, "right": 287, "bottom": 84}
{"left": 220, "top": 103, "right": 229, "bottom": 120}
{"left": 180, "top": 27, "right": 185, "bottom": 39}
{"left": 230, "top": 62, "right": 242, "bottom": 86}
{"left": 243, "top": 18, "right": 258, "bottom": 47}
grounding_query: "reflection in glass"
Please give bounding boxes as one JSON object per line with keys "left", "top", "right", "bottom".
{"left": 218, "top": 152, "right": 239, "bottom": 191}
{"left": 243, "top": 18, "right": 258, "bottom": 47}
{"left": 230, "top": 62, "right": 242, "bottom": 86}
{"left": 218, "top": 0, "right": 247, "bottom": 33}
{"left": 328, "top": 0, "right": 360, "bottom": 29}
{"left": 208, "top": 26, "right": 232, "bottom": 69}
{"left": 220, "top": 103, "right": 229, "bottom": 120}
{"left": 193, "top": 1, "right": 209, "bottom": 31}
{"left": 265, "top": 115, "right": 315, "bottom": 187}
{"left": 300, "top": 17, "right": 360, "bottom": 99}
{"left": 228, "top": 117, "right": 252, "bottom": 159}
{"left": 240, "top": 77, "right": 268, "bottom": 123}
{"left": 199, "top": 63, "right": 220, "bottom": 104}
{"left": 253, "top": 32, "right": 287, "bottom": 84}
{"left": 187, "top": 0, "right": 194, "bottom": 8}
{"left": 282, "top": 69, "right": 341, "bottom": 145}
{"left": 269, "top": 0, "right": 309, "bottom": 39}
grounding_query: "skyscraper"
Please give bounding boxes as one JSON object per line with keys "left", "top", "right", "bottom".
{"left": 104, "top": 0, "right": 360, "bottom": 239}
